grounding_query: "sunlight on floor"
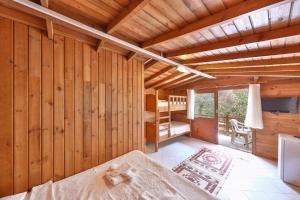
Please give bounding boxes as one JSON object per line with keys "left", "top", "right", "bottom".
{"left": 146, "top": 136, "right": 300, "bottom": 200}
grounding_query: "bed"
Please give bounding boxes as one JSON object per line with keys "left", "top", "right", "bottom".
{"left": 1, "top": 151, "right": 215, "bottom": 200}
{"left": 145, "top": 90, "right": 191, "bottom": 151}
{"left": 159, "top": 121, "right": 191, "bottom": 137}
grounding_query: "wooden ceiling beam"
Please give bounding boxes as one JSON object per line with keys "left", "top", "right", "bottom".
{"left": 166, "top": 25, "right": 300, "bottom": 57}
{"left": 144, "top": 59, "right": 159, "bottom": 71}
{"left": 157, "top": 74, "right": 198, "bottom": 90}
{"left": 145, "top": 72, "right": 183, "bottom": 89}
{"left": 214, "top": 71, "right": 300, "bottom": 77}
{"left": 96, "top": 0, "right": 150, "bottom": 54}
{"left": 183, "top": 46, "right": 300, "bottom": 64}
{"left": 40, "top": 0, "right": 53, "bottom": 39}
{"left": 4, "top": 0, "right": 214, "bottom": 79}
{"left": 127, "top": 51, "right": 137, "bottom": 62}
{"left": 141, "top": 0, "right": 290, "bottom": 48}
{"left": 145, "top": 65, "right": 174, "bottom": 83}
{"left": 106, "top": 0, "right": 150, "bottom": 34}
{"left": 167, "top": 77, "right": 204, "bottom": 90}
{"left": 203, "top": 65, "right": 300, "bottom": 73}
{"left": 196, "top": 57, "right": 300, "bottom": 69}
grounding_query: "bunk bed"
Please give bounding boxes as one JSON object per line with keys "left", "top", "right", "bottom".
{"left": 145, "top": 91, "right": 191, "bottom": 151}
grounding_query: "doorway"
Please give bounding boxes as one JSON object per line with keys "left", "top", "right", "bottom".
{"left": 217, "top": 88, "right": 252, "bottom": 152}
{"left": 192, "top": 92, "right": 218, "bottom": 144}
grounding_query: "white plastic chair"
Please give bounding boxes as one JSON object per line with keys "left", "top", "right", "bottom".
{"left": 229, "top": 119, "right": 252, "bottom": 149}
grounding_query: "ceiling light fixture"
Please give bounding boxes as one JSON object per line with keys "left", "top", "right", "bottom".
{"left": 176, "top": 65, "right": 215, "bottom": 79}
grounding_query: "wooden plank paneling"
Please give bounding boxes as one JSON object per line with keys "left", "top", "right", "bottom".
{"left": 41, "top": 33, "right": 53, "bottom": 183}
{"left": 128, "top": 61, "right": 133, "bottom": 151}
{"left": 28, "top": 27, "right": 42, "bottom": 188}
{"left": 98, "top": 49, "right": 106, "bottom": 164}
{"left": 64, "top": 37, "right": 75, "bottom": 177}
{"left": 117, "top": 54, "right": 124, "bottom": 156}
{"left": 0, "top": 17, "right": 145, "bottom": 197}
{"left": 91, "top": 49, "right": 99, "bottom": 166}
{"left": 132, "top": 60, "right": 138, "bottom": 150}
{"left": 74, "top": 41, "right": 84, "bottom": 173}
{"left": 123, "top": 57, "right": 129, "bottom": 153}
{"left": 105, "top": 50, "right": 112, "bottom": 161}
{"left": 13, "top": 22, "right": 29, "bottom": 193}
{"left": 137, "top": 61, "right": 142, "bottom": 151}
{"left": 53, "top": 34, "right": 65, "bottom": 181}
{"left": 111, "top": 52, "right": 118, "bottom": 158}
{"left": 83, "top": 44, "right": 92, "bottom": 169}
{"left": 0, "top": 17, "right": 13, "bottom": 197}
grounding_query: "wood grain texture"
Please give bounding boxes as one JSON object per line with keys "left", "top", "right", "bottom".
{"left": 53, "top": 34, "right": 65, "bottom": 181}
{"left": 98, "top": 49, "right": 106, "bottom": 164}
{"left": 41, "top": 33, "right": 53, "bottom": 183}
{"left": 28, "top": 27, "right": 42, "bottom": 188}
{"left": 13, "top": 22, "right": 29, "bottom": 193}
{"left": 74, "top": 40, "right": 84, "bottom": 173}
{"left": 0, "top": 17, "right": 13, "bottom": 197}
{"left": 0, "top": 17, "right": 145, "bottom": 197}
{"left": 64, "top": 37, "right": 75, "bottom": 177}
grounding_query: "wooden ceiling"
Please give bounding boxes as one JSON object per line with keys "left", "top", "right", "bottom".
{"left": 2, "top": 0, "right": 300, "bottom": 89}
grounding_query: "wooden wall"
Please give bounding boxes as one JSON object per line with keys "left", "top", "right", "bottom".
{"left": 174, "top": 78, "right": 300, "bottom": 160}
{"left": 0, "top": 17, "right": 144, "bottom": 197}
{"left": 256, "top": 80, "right": 300, "bottom": 160}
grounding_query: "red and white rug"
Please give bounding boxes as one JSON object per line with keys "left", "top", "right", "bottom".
{"left": 173, "top": 147, "right": 233, "bottom": 196}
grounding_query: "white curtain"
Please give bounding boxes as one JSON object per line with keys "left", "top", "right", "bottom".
{"left": 187, "top": 89, "right": 195, "bottom": 120}
{"left": 245, "top": 84, "right": 264, "bottom": 129}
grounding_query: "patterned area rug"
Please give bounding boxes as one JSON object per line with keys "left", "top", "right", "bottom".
{"left": 173, "top": 147, "right": 233, "bottom": 196}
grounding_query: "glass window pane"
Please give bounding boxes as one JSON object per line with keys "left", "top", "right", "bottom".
{"left": 194, "top": 93, "right": 215, "bottom": 117}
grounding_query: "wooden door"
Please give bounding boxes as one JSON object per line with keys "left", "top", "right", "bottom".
{"left": 191, "top": 92, "right": 218, "bottom": 144}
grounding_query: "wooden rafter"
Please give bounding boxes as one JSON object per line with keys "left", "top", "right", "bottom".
{"left": 40, "top": 0, "right": 53, "bottom": 39}
{"left": 145, "top": 72, "right": 183, "bottom": 89}
{"left": 141, "top": 0, "right": 289, "bottom": 48}
{"left": 145, "top": 66, "right": 174, "bottom": 83}
{"left": 214, "top": 71, "right": 300, "bottom": 77}
{"left": 196, "top": 57, "right": 300, "bottom": 69}
{"left": 167, "top": 77, "right": 205, "bottom": 90}
{"left": 203, "top": 65, "right": 300, "bottom": 73}
{"left": 106, "top": 0, "right": 151, "bottom": 34}
{"left": 146, "top": 56, "right": 300, "bottom": 89}
{"left": 166, "top": 25, "right": 300, "bottom": 57}
{"left": 167, "top": 65, "right": 300, "bottom": 89}
{"left": 127, "top": 51, "right": 137, "bottom": 62}
{"left": 175, "top": 76, "right": 297, "bottom": 91}
{"left": 182, "top": 46, "right": 300, "bottom": 64}
{"left": 157, "top": 74, "right": 197, "bottom": 90}
{"left": 144, "top": 60, "right": 159, "bottom": 71}
{"left": 96, "top": 0, "right": 150, "bottom": 55}
{"left": 3, "top": 0, "right": 214, "bottom": 79}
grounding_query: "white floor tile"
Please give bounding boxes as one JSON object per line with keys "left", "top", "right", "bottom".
{"left": 146, "top": 136, "right": 300, "bottom": 200}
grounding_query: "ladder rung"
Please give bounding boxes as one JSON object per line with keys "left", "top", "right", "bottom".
{"left": 160, "top": 116, "right": 170, "bottom": 119}
{"left": 160, "top": 122, "right": 170, "bottom": 125}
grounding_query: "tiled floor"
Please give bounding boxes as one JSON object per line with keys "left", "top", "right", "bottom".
{"left": 146, "top": 136, "right": 300, "bottom": 200}
{"left": 218, "top": 133, "right": 252, "bottom": 153}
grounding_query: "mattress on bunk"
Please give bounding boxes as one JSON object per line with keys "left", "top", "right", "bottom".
{"left": 158, "top": 100, "right": 186, "bottom": 108}
{"left": 159, "top": 121, "right": 190, "bottom": 137}
{"left": 3, "top": 151, "right": 215, "bottom": 200}
{"left": 158, "top": 100, "right": 168, "bottom": 107}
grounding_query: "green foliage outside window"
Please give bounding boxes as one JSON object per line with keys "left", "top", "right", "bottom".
{"left": 194, "top": 93, "right": 215, "bottom": 117}
{"left": 218, "top": 89, "right": 248, "bottom": 121}
{"left": 194, "top": 89, "right": 248, "bottom": 120}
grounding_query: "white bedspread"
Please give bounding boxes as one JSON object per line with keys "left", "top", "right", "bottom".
{"left": 2, "top": 151, "right": 215, "bottom": 200}
{"left": 158, "top": 100, "right": 186, "bottom": 107}
{"left": 160, "top": 121, "right": 190, "bottom": 137}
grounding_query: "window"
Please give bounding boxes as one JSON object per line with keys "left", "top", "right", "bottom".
{"left": 194, "top": 93, "right": 215, "bottom": 117}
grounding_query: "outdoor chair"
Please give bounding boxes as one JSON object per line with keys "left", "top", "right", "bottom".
{"left": 229, "top": 119, "right": 252, "bottom": 149}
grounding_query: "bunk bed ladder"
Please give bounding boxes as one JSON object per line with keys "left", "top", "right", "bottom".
{"left": 167, "top": 96, "right": 171, "bottom": 137}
